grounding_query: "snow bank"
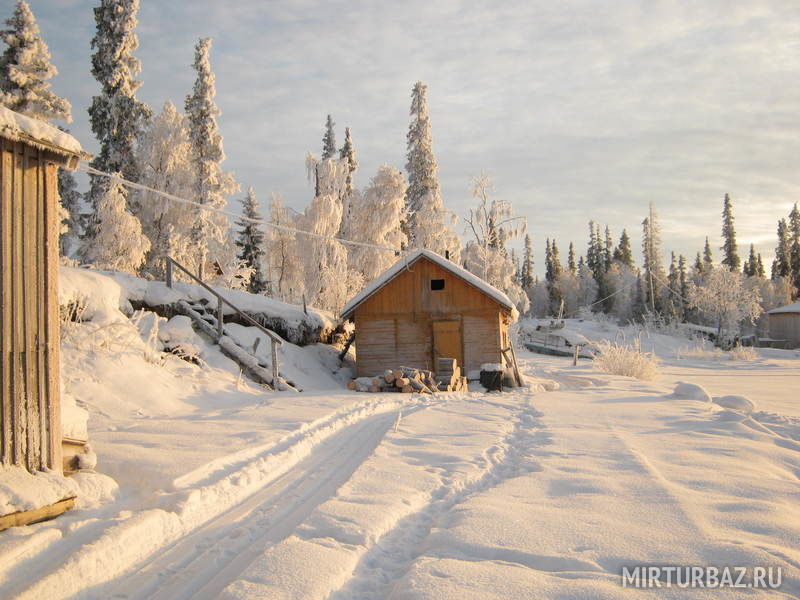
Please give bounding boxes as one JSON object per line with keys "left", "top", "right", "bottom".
{"left": 669, "top": 381, "right": 712, "bottom": 403}
{"left": 158, "top": 315, "right": 204, "bottom": 357}
{"left": 0, "top": 467, "right": 116, "bottom": 515}
{"left": 713, "top": 394, "right": 756, "bottom": 414}
{"left": 61, "top": 392, "right": 88, "bottom": 441}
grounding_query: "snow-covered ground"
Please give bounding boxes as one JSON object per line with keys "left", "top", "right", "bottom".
{"left": 1, "top": 311, "right": 798, "bottom": 598}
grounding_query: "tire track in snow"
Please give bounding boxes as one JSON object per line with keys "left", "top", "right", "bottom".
{"left": 326, "top": 400, "right": 546, "bottom": 600}
{"left": 9, "top": 395, "right": 427, "bottom": 600}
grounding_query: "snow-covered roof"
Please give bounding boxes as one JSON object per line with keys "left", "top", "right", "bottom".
{"left": 341, "top": 248, "right": 516, "bottom": 319}
{"left": 768, "top": 302, "right": 800, "bottom": 315}
{"left": 0, "top": 106, "right": 83, "bottom": 166}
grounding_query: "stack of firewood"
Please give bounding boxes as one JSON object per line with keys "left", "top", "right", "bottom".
{"left": 348, "top": 360, "right": 468, "bottom": 394}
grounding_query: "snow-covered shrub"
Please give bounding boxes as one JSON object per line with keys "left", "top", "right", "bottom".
{"left": 592, "top": 341, "right": 660, "bottom": 380}
{"left": 678, "top": 341, "right": 758, "bottom": 362}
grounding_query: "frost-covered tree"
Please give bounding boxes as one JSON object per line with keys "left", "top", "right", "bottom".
{"left": 545, "top": 238, "right": 564, "bottom": 314}
{"left": 234, "top": 187, "right": 267, "bottom": 294}
{"left": 772, "top": 218, "right": 791, "bottom": 280}
{"left": 264, "top": 193, "right": 303, "bottom": 302}
{"left": 641, "top": 203, "right": 665, "bottom": 313}
{"left": 404, "top": 81, "right": 459, "bottom": 259}
{"left": 337, "top": 126, "right": 358, "bottom": 239}
{"left": 720, "top": 193, "right": 740, "bottom": 271}
{"left": 0, "top": 0, "right": 71, "bottom": 122}
{"left": 605, "top": 262, "right": 637, "bottom": 323}
{"left": 185, "top": 38, "right": 238, "bottom": 278}
{"left": 58, "top": 165, "right": 82, "bottom": 256}
{"left": 687, "top": 267, "right": 762, "bottom": 342}
{"left": 575, "top": 260, "right": 598, "bottom": 311}
{"left": 133, "top": 100, "right": 195, "bottom": 276}
{"left": 81, "top": 174, "right": 149, "bottom": 273}
{"left": 528, "top": 280, "right": 550, "bottom": 318}
{"left": 88, "top": 0, "right": 150, "bottom": 180}
{"left": 348, "top": 165, "right": 407, "bottom": 283}
{"left": 520, "top": 233, "right": 534, "bottom": 291}
{"left": 612, "top": 229, "right": 634, "bottom": 268}
{"left": 462, "top": 175, "right": 528, "bottom": 313}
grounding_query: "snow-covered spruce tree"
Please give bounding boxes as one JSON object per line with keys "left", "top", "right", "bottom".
{"left": 404, "top": 81, "right": 460, "bottom": 259}
{"left": 789, "top": 203, "right": 800, "bottom": 295}
{"left": 687, "top": 267, "right": 761, "bottom": 343}
{"left": 702, "top": 236, "right": 714, "bottom": 272}
{"left": 337, "top": 126, "right": 358, "bottom": 239}
{"left": 567, "top": 241, "right": 576, "bottom": 274}
{"left": 521, "top": 233, "right": 534, "bottom": 291}
{"left": 641, "top": 203, "right": 665, "bottom": 313}
{"left": 0, "top": 0, "right": 71, "bottom": 121}
{"left": 348, "top": 164, "right": 407, "bottom": 283}
{"left": 545, "top": 238, "right": 564, "bottom": 314}
{"left": 264, "top": 193, "right": 304, "bottom": 302}
{"left": 743, "top": 243, "right": 759, "bottom": 278}
{"left": 612, "top": 229, "right": 634, "bottom": 268}
{"left": 678, "top": 254, "right": 689, "bottom": 318}
{"left": 81, "top": 174, "right": 149, "bottom": 273}
{"left": 528, "top": 280, "right": 550, "bottom": 318}
{"left": 462, "top": 174, "right": 528, "bottom": 313}
{"left": 605, "top": 261, "right": 637, "bottom": 323}
{"left": 185, "top": 38, "right": 238, "bottom": 278}
{"left": 83, "top": 0, "right": 151, "bottom": 263}
{"left": 321, "top": 114, "right": 336, "bottom": 159}
{"left": 234, "top": 187, "right": 267, "bottom": 294}
{"left": 772, "top": 218, "right": 791, "bottom": 280}
{"left": 665, "top": 251, "right": 682, "bottom": 321}
{"left": 720, "top": 193, "right": 740, "bottom": 272}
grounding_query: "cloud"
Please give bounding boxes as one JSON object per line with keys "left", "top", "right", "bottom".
{"left": 25, "top": 0, "right": 800, "bottom": 274}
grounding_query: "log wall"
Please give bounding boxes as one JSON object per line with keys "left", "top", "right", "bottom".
{"left": 353, "top": 257, "right": 510, "bottom": 377}
{"left": 0, "top": 138, "right": 62, "bottom": 473}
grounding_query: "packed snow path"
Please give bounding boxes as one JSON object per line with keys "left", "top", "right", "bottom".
{"left": 101, "top": 413, "right": 396, "bottom": 599}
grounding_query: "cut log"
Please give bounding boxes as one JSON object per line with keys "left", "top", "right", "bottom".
{"left": 370, "top": 384, "right": 381, "bottom": 393}
{"left": 347, "top": 380, "right": 357, "bottom": 390}
{"left": 384, "top": 370, "right": 396, "bottom": 383}
{"left": 394, "top": 377, "right": 410, "bottom": 387}
{"left": 401, "top": 385, "right": 413, "bottom": 393}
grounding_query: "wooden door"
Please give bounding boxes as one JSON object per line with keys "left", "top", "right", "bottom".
{"left": 432, "top": 321, "right": 463, "bottom": 372}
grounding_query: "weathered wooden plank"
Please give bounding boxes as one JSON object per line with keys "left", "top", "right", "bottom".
{"left": 0, "top": 495, "right": 76, "bottom": 531}
{"left": 43, "top": 162, "right": 61, "bottom": 471}
{"left": 12, "top": 142, "right": 25, "bottom": 467}
{"left": 36, "top": 152, "right": 48, "bottom": 469}
{"left": 23, "top": 143, "right": 40, "bottom": 472}
{"left": 0, "top": 138, "right": 12, "bottom": 465}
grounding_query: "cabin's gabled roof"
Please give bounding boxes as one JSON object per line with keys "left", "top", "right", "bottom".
{"left": 341, "top": 248, "right": 516, "bottom": 319}
{"left": 0, "top": 106, "right": 85, "bottom": 168}
{"left": 768, "top": 301, "right": 800, "bottom": 315}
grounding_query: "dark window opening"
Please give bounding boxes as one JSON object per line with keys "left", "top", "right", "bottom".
{"left": 430, "top": 279, "right": 445, "bottom": 291}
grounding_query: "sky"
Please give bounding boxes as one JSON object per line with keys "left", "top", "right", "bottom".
{"left": 26, "top": 0, "right": 800, "bottom": 275}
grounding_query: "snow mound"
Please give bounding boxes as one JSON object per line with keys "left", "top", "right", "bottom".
{"left": 669, "top": 381, "right": 712, "bottom": 403}
{"left": 0, "top": 467, "right": 116, "bottom": 515}
{"left": 59, "top": 267, "right": 128, "bottom": 324}
{"left": 713, "top": 395, "right": 755, "bottom": 414}
{"left": 159, "top": 315, "right": 204, "bottom": 357}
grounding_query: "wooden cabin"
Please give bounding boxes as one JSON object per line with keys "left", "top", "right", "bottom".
{"left": 1, "top": 106, "right": 83, "bottom": 475}
{"left": 341, "top": 249, "right": 518, "bottom": 378}
{"left": 767, "top": 302, "right": 800, "bottom": 349}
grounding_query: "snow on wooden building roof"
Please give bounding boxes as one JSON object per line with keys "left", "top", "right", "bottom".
{"left": 768, "top": 302, "right": 800, "bottom": 315}
{"left": 341, "top": 248, "right": 516, "bottom": 319}
{"left": 0, "top": 106, "right": 84, "bottom": 168}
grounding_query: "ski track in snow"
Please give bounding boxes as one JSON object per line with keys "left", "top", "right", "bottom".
{"left": 5, "top": 395, "right": 425, "bottom": 600}
{"left": 101, "top": 412, "right": 397, "bottom": 600}
{"left": 325, "top": 399, "right": 546, "bottom": 600}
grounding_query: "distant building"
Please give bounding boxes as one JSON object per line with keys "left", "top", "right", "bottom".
{"left": 1, "top": 106, "right": 83, "bottom": 474}
{"left": 341, "top": 249, "right": 518, "bottom": 378}
{"left": 767, "top": 302, "right": 800, "bottom": 349}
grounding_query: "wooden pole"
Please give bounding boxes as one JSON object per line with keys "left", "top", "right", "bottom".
{"left": 271, "top": 339, "right": 279, "bottom": 388}
{"left": 165, "top": 258, "right": 173, "bottom": 288}
{"left": 573, "top": 344, "right": 579, "bottom": 366}
{"left": 216, "top": 297, "right": 223, "bottom": 341}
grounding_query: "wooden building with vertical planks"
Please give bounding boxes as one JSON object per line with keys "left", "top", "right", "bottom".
{"left": 341, "top": 249, "right": 518, "bottom": 378}
{"left": 1, "top": 106, "right": 83, "bottom": 475}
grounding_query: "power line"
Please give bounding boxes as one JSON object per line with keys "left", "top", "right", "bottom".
{"left": 80, "top": 163, "right": 403, "bottom": 255}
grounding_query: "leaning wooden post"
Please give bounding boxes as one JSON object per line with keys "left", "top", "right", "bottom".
{"left": 573, "top": 344, "right": 579, "bottom": 366}
{"left": 271, "top": 339, "right": 279, "bottom": 388}
{"left": 216, "top": 297, "right": 223, "bottom": 341}
{"left": 165, "top": 258, "right": 173, "bottom": 288}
